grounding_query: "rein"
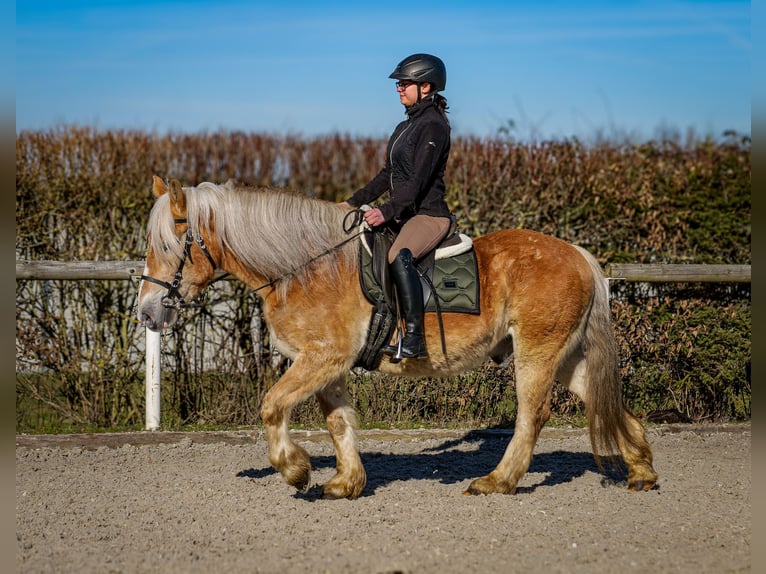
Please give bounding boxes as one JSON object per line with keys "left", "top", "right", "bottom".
{"left": 249, "top": 208, "right": 366, "bottom": 293}
{"left": 142, "top": 209, "right": 366, "bottom": 308}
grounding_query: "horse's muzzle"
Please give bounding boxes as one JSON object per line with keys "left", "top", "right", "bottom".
{"left": 138, "top": 298, "right": 178, "bottom": 332}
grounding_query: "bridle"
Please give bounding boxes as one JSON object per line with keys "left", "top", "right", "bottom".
{"left": 140, "top": 218, "right": 222, "bottom": 310}
{"left": 140, "top": 208, "right": 367, "bottom": 310}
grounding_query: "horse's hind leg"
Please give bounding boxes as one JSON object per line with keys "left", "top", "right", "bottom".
{"left": 558, "top": 350, "right": 657, "bottom": 491}
{"left": 617, "top": 411, "right": 657, "bottom": 491}
{"left": 466, "top": 357, "right": 556, "bottom": 495}
{"left": 316, "top": 378, "right": 366, "bottom": 499}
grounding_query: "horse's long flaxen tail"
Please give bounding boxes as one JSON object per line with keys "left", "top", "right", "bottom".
{"left": 574, "top": 246, "right": 641, "bottom": 468}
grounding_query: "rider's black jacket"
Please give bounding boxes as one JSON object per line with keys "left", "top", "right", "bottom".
{"left": 346, "top": 96, "right": 452, "bottom": 223}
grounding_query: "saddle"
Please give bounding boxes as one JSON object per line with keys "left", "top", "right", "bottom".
{"left": 354, "top": 225, "right": 481, "bottom": 370}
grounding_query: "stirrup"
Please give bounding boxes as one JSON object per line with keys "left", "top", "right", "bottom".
{"left": 382, "top": 332, "right": 428, "bottom": 362}
{"left": 382, "top": 329, "right": 404, "bottom": 363}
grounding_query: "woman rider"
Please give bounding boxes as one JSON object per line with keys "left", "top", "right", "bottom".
{"left": 341, "top": 53, "right": 454, "bottom": 360}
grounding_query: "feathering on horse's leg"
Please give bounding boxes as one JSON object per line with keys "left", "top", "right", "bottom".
{"left": 465, "top": 359, "right": 555, "bottom": 495}
{"left": 316, "top": 379, "right": 366, "bottom": 499}
{"left": 259, "top": 366, "right": 315, "bottom": 493}
{"left": 618, "top": 411, "right": 658, "bottom": 491}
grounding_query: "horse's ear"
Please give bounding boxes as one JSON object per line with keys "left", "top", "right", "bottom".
{"left": 152, "top": 175, "right": 169, "bottom": 198}
{"left": 168, "top": 178, "right": 187, "bottom": 218}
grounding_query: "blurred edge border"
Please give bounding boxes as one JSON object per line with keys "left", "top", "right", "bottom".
{"left": 4, "top": 3, "right": 16, "bottom": 563}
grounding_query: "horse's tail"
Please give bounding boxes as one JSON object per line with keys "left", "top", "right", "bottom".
{"left": 574, "top": 246, "right": 638, "bottom": 468}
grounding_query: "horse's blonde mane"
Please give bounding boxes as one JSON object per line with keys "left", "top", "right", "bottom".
{"left": 147, "top": 181, "right": 359, "bottom": 299}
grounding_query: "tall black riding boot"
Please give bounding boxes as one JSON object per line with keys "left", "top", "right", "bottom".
{"left": 382, "top": 248, "right": 428, "bottom": 359}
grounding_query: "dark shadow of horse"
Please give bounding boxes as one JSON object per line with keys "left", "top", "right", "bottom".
{"left": 236, "top": 430, "right": 628, "bottom": 500}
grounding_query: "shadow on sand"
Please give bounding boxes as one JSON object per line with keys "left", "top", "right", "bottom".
{"left": 236, "top": 429, "right": 626, "bottom": 498}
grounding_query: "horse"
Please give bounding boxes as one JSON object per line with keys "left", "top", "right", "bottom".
{"left": 137, "top": 176, "right": 658, "bottom": 499}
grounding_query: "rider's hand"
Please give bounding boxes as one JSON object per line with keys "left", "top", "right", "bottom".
{"left": 363, "top": 208, "right": 385, "bottom": 227}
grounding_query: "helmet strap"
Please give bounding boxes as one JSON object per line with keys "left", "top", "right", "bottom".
{"left": 416, "top": 83, "right": 435, "bottom": 103}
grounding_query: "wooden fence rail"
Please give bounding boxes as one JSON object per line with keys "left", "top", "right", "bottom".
{"left": 16, "top": 260, "right": 753, "bottom": 283}
{"left": 605, "top": 263, "right": 751, "bottom": 283}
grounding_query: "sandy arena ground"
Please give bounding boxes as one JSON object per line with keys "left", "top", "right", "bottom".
{"left": 16, "top": 423, "right": 750, "bottom": 573}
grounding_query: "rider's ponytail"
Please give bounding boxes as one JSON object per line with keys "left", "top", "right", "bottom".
{"left": 433, "top": 93, "right": 450, "bottom": 124}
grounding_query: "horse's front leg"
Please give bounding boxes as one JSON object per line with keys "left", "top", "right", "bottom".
{"left": 316, "top": 378, "right": 366, "bottom": 499}
{"left": 260, "top": 352, "right": 336, "bottom": 493}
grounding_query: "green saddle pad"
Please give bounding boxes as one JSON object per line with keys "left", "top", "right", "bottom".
{"left": 359, "top": 246, "right": 480, "bottom": 314}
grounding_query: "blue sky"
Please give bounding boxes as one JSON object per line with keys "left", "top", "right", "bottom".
{"left": 16, "top": 0, "right": 751, "bottom": 142}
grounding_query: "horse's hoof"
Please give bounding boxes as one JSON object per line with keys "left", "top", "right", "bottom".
{"left": 321, "top": 487, "right": 357, "bottom": 500}
{"left": 322, "top": 488, "right": 361, "bottom": 500}
{"left": 283, "top": 464, "right": 312, "bottom": 493}
{"left": 628, "top": 480, "right": 656, "bottom": 492}
{"left": 275, "top": 447, "right": 313, "bottom": 493}
{"left": 321, "top": 475, "right": 365, "bottom": 500}
{"left": 295, "top": 478, "right": 310, "bottom": 493}
{"left": 465, "top": 475, "right": 515, "bottom": 496}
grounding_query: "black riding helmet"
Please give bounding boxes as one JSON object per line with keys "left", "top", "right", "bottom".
{"left": 389, "top": 53, "right": 446, "bottom": 92}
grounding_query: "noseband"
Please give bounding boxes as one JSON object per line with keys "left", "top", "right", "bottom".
{"left": 140, "top": 218, "right": 219, "bottom": 310}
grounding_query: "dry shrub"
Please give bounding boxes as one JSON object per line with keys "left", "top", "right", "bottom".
{"left": 16, "top": 127, "right": 750, "bottom": 430}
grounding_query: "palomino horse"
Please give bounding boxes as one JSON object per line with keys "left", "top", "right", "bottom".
{"left": 138, "top": 176, "right": 658, "bottom": 499}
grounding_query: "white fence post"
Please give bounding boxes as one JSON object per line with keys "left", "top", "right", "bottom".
{"left": 145, "top": 328, "right": 161, "bottom": 430}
